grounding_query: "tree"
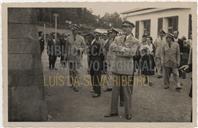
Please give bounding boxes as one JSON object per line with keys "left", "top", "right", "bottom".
{"left": 36, "top": 8, "right": 122, "bottom": 30}
{"left": 100, "top": 12, "right": 122, "bottom": 28}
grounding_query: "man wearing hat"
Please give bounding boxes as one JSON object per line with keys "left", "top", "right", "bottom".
{"left": 103, "top": 28, "right": 119, "bottom": 92}
{"left": 105, "top": 21, "right": 140, "bottom": 120}
{"left": 87, "top": 31, "right": 104, "bottom": 97}
{"left": 161, "top": 33, "right": 181, "bottom": 90}
{"left": 65, "top": 24, "right": 86, "bottom": 92}
{"left": 154, "top": 30, "right": 166, "bottom": 78}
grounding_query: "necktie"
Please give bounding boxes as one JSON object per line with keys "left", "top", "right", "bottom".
{"left": 124, "top": 35, "right": 127, "bottom": 42}
{"left": 73, "top": 35, "right": 76, "bottom": 41}
{"left": 168, "top": 42, "right": 171, "bottom": 48}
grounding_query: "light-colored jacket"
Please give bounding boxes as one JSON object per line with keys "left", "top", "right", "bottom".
{"left": 162, "top": 41, "right": 180, "bottom": 68}
{"left": 154, "top": 37, "right": 166, "bottom": 58}
{"left": 109, "top": 34, "right": 140, "bottom": 75}
{"left": 66, "top": 34, "right": 86, "bottom": 62}
{"left": 104, "top": 38, "right": 115, "bottom": 60}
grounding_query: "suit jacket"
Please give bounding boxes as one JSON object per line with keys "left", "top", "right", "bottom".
{"left": 162, "top": 41, "right": 180, "bottom": 68}
{"left": 47, "top": 39, "right": 60, "bottom": 56}
{"left": 66, "top": 34, "right": 85, "bottom": 62}
{"left": 39, "top": 37, "right": 45, "bottom": 54}
{"left": 88, "top": 39, "right": 104, "bottom": 75}
{"left": 175, "top": 38, "right": 183, "bottom": 53}
{"left": 110, "top": 34, "right": 140, "bottom": 75}
{"left": 103, "top": 38, "right": 115, "bottom": 60}
{"left": 154, "top": 37, "right": 166, "bottom": 58}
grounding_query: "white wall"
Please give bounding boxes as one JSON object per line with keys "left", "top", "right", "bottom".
{"left": 125, "top": 8, "right": 191, "bottom": 40}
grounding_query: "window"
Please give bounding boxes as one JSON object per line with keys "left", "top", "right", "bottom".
{"left": 167, "top": 16, "right": 178, "bottom": 34}
{"left": 158, "top": 18, "right": 163, "bottom": 36}
{"left": 143, "top": 20, "right": 151, "bottom": 36}
{"left": 135, "top": 21, "right": 139, "bottom": 39}
{"left": 188, "top": 14, "right": 192, "bottom": 39}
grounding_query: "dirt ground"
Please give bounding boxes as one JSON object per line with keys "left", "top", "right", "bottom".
{"left": 42, "top": 49, "right": 192, "bottom": 122}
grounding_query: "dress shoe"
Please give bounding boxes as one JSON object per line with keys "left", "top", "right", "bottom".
{"left": 157, "top": 75, "right": 162, "bottom": 78}
{"left": 120, "top": 102, "right": 124, "bottom": 107}
{"left": 73, "top": 87, "right": 79, "bottom": 92}
{"left": 104, "top": 113, "right": 118, "bottom": 117}
{"left": 148, "top": 82, "right": 153, "bottom": 86}
{"left": 90, "top": 90, "right": 94, "bottom": 93}
{"left": 176, "top": 83, "right": 182, "bottom": 90}
{"left": 104, "top": 88, "right": 112, "bottom": 92}
{"left": 92, "top": 93, "right": 100, "bottom": 98}
{"left": 164, "top": 86, "right": 169, "bottom": 89}
{"left": 125, "top": 114, "right": 132, "bottom": 120}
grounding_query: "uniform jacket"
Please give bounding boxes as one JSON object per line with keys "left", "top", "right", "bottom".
{"left": 109, "top": 33, "right": 140, "bottom": 75}
{"left": 103, "top": 38, "right": 115, "bottom": 60}
{"left": 154, "top": 37, "right": 166, "bottom": 58}
{"left": 66, "top": 34, "right": 86, "bottom": 62}
{"left": 162, "top": 41, "right": 180, "bottom": 68}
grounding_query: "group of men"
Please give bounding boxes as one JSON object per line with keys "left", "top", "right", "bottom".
{"left": 39, "top": 20, "right": 192, "bottom": 120}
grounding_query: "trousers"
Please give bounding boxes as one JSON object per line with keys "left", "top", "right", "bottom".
{"left": 111, "top": 74, "right": 133, "bottom": 115}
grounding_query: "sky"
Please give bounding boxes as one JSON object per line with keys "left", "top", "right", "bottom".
{"left": 67, "top": 2, "right": 194, "bottom": 17}
{"left": 77, "top": 3, "right": 141, "bottom": 17}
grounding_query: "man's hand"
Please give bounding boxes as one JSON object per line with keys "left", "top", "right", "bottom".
{"left": 179, "top": 65, "right": 189, "bottom": 71}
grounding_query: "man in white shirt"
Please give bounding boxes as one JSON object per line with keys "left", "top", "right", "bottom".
{"left": 154, "top": 30, "right": 166, "bottom": 78}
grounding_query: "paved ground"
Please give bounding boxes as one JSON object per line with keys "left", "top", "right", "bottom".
{"left": 41, "top": 48, "right": 192, "bottom": 122}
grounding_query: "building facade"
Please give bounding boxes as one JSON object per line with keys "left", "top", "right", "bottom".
{"left": 121, "top": 8, "right": 192, "bottom": 40}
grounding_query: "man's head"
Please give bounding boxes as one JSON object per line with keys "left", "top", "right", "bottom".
{"left": 50, "top": 33, "right": 55, "bottom": 39}
{"left": 38, "top": 31, "right": 43, "bottom": 37}
{"left": 181, "top": 36, "right": 188, "bottom": 46}
{"left": 142, "top": 34, "right": 147, "bottom": 43}
{"left": 166, "top": 33, "right": 174, "bottom": 43}
{"left": 159, "top": 30, "right": 166, "bottom": 38}
{"left": 173, "top": 30, "right": 179, "bottom": 39}
{"left": 108, "top": 28, "right": 118, "bottom": 39}
{"left": 147, "top": 36, "right": 153, "bottom": 44}
{"left": 71, "top": 24, "right": 79, "bottom": 35}
{"left": 101, "top": 34, "right": 107, "bottom": 40}
{"left": 121, "top": 21, "right": 135, "bottom": 35}
{"left": 94, "top": 32, "right": 100, "bottom": 40}
{"left": 84, "top": 32, "right": 95, "bottom": 43}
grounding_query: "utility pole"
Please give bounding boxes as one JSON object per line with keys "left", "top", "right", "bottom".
{"left": 53, "top": 13, "right": 59, "bottom": 41}
{"left": 43, "top": 24, "right": 46, "bottom": 48}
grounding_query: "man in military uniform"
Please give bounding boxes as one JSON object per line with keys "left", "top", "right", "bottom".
{"left": 65, "top": 24, "right": 86, "bottom": 92}
{"left": 105, "top": 21, "right": 140, "bottom": 120}
{"left": 103, "top": 28, "right": 118, "bottom": 92}
{"left": 162, "top": 33, "right": 181, "bottom": 90}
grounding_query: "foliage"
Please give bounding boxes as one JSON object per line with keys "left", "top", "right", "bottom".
{"left": 36, "top": 8, "right": 122, "bottom": 30}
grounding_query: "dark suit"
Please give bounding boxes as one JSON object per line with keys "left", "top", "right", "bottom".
{"left": 39, "top": 37, "right": 44, "bottom": 55}
{"left": 47, "top": 39, "right": 59, "bottom": 69}
{"left": 59, "top": 38, "right": 66, "bottom": 64}
{"left": 176, "top": 38, "right": 185, "bottom": 77}
{"left": 88, "top": 39, "right": 104, "bottom": 95}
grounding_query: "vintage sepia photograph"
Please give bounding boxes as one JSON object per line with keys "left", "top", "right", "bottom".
{"left": 2, "top": 2, "right": 197, "bottom": 128}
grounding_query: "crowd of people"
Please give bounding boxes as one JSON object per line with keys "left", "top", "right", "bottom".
{"left": 38, "top": 20, "right": 192, "bottom": 120}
